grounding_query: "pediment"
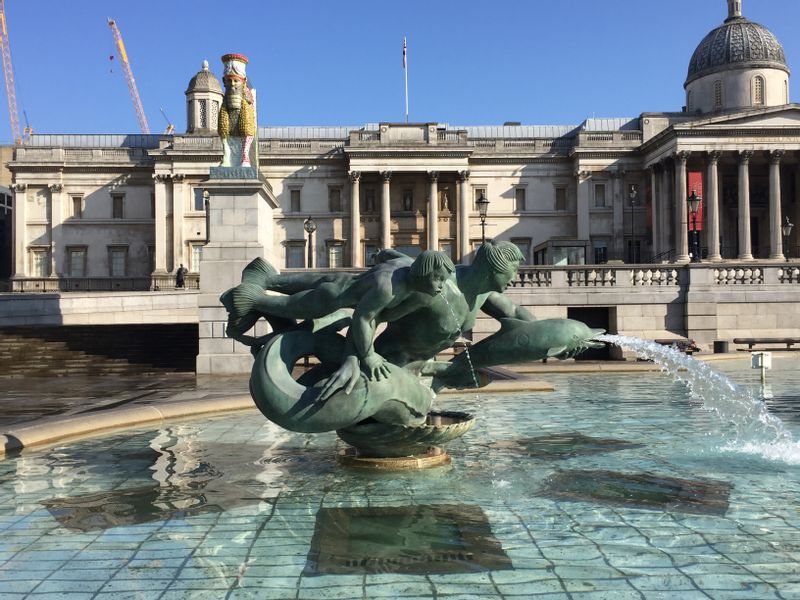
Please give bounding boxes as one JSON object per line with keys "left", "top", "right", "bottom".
{"left": 687, "top": 106, "right": 800, "bottom": 129}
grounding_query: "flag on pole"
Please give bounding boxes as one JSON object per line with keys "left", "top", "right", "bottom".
{"left": 403, "top": 36, "right": 407, "bottom": 68}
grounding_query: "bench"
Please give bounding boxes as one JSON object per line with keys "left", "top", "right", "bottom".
{"left": 654, "top": 338, "right": 700, "bottom": 354}
{"left": 732, "top": 337, "right": 800, "bottom": 350}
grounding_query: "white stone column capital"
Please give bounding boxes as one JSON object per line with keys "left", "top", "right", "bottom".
{"left": 458, "top": 169, "right": 470, "bottom": 182}
{"left": 770, "top": 149, "right": 785, "bottom": 164}
{"left": 739, "top": 150, "right": 754, "bottom": 164}
{"left": 428, "top": 171, "right": 439, "bottom": 183}
{"left": 13, "top": 183, "right": 27, "bottom": 192}
{"left": 673, "top": 150, "right": 691, "bottom": 165}
{"left": 48, "top": 183, "right": 63, "bottom": 193}
{"left": 381, "top": 170, "right": 392, "bottom": 182}
{"left": 707, "top": 150, "right": 722, "bottom": 164}
{"left": 349, "top": 170, "right": 361, "bottom": 182}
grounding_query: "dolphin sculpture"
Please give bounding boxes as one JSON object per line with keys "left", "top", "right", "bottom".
{"left": 431, "top": 318, "right": 605, "bottom": 390}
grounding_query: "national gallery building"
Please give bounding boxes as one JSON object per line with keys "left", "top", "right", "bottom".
{"left": 5, "top": 1, "right": 800, "bottom": 288}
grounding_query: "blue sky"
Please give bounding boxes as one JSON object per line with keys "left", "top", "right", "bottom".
{"left": 2, "top": 0, "right": 799, "bottom": 141}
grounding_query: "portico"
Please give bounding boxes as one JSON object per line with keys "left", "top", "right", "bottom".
{"left": 344, "top": 123, "right": 472, "bottom": 266}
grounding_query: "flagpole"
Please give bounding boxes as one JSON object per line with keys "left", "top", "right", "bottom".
{"left": 403, "top": 36, "right": 409, "bottom": 123}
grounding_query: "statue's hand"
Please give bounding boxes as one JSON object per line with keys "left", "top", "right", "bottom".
{"left": 363, "top": 352, "right": 391, "bottom": 381}
{"left": 318, "top": 355, "right": 360, "bottom": 402}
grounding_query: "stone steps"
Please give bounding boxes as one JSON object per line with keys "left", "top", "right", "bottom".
{"left": 0, "top": 324, "right": 198, "bottom": 378}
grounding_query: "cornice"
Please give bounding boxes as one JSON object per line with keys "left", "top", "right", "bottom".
{"left": 344, "top": 149, "right": 472, "bottom": 159}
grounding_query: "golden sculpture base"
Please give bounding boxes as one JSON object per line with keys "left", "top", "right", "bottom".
{"left": 337, "top": 447, "right": 451, "bottom": 470}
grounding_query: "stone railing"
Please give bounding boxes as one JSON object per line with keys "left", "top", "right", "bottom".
{"left": 14, "top": 147, "right": 151, "bottom": 163}
{"left": 576, "top": 130, "right": 643, "bottom": 147}
{"left": 514, "top": 263, "right": 797, "bottom": 289}
{"left": 259, "top": 139, "right": 346, "bottom": 153}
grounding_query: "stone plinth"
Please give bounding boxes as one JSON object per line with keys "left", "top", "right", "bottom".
{"left": 196, "top": 175, "right": 277, "bottom": 374}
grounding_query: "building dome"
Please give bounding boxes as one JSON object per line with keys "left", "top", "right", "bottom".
{"left": 185, "top": 60, "right": 224, "bottom": 134}
{"left": 185, "top": 60, "right": 223, "bottom": 95}
{"left": 686, "top": 17, "right": 789, "bottom": 85}
{"left": 683, "top": 2, "right": 790, "bottom": 115}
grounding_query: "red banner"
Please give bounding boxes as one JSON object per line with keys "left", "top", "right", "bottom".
{"left": 687, "top": 171, "right": 704, "bottom": 231}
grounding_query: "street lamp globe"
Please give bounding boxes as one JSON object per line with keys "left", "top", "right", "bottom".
{"left": 303, "top": 215, "right": 317, "bottom": 235}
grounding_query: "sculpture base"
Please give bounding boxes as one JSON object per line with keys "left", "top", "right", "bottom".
{"left": 337, "top": 447, "right": 451, "bottom": 470}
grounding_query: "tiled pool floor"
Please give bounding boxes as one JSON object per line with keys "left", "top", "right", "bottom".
{"left": 0, "top": 360, "right": 799, "bottom": 599}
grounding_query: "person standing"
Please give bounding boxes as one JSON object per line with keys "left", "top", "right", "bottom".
{"left": 175, "top": 264, "right": 188, "bottom": 289}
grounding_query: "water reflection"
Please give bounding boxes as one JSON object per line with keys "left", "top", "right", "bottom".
{"left": 489, "top": 433, "right": 643, "bottom": 459}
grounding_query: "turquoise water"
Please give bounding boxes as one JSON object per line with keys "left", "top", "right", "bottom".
{"left": 1, "top": 358, "right": 799, "bottom": 599}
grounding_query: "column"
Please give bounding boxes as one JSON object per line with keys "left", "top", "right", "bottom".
{"left": 768, "top": 150, "right": 784, "bottom": 260}
{"left": 648, "top": 167, "right": 659, "bottom": 257}
{"left": 172, "top": 174, "right": 186, "bottom": 270}
{"left": 611, "top": 170, "right": 624, "bottom": 258}
{"left": 576, "top": 170, "right": 590, "bottom": 240}
{"left": 48, "top": 183, "right": 63, "bottom": 276}
{"left": 428, "top": 171, "right": 439, "bottom": 251}
{"left": 674, "top": 151, "right": 690, "bottom": 263}
{"left": 458, "top": 170, "right": 470, "bottom": 263}
{"left": 349, "top": 171, "right": 361, "bottom": 267}
{"left": 706, "top": 151, "right": 722, "bottom": 261}
{"left": 11, "top": 183, "right": 27, "bottom": 277}
{"left": 737, "top": 150, "right": 754, "bottom": 260}
{"left": 380, "top": 171, "right": 391, "bottom": 250}
{"left": 659, "top": 163, "right": 671, "bottom": 255}
{"left": 153, "top": 173, "right": 169, "bottom": 273}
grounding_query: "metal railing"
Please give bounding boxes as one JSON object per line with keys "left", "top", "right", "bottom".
{"left": 3, "top": 274, "right": 200, "bottom": 293}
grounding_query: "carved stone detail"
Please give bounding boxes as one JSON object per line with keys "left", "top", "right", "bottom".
{"left": 708, "top": 150, "right": 723, "bottom": 164}
{"left": 458, "top": 170, "right": 470, "bottom": 182}
{"left": 48, "top": 184, "right": 63, "bottom": 193}
{"left": 349, "top": 171, "right": 361, "bottom": 182}
{"left": 381, "top": 170, "right": 392, "bottom": 182}
{"left": 769, "top": 149, "right": 785, "bottom": 164}
{"left": 739, "top": 150, "right": 754, "bottom": 163}
{"left": 428, "top": 171, "right": 439, "bottom": 183}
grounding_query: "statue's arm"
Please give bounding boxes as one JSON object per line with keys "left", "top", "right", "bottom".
{"left": 349, "top": 279, "right": 394, "bottom": 380}
{"left": 481, "top": 291, "right": 536, "bottom": 321}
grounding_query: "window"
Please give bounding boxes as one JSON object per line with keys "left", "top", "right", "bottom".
{"left": 402, "top": 189, "right": 414, "bottom": 212}
{"left": 190, "top": 243, "right": 204, "bottom": 272}
{"left": 328, "top": 187, "right": 342, "bottom": 212}
{"left": 364, "top": 243, "right": 379, "bottom": 266}
{"left": 290, "top": 189, "right": 301, "bottom": 213}
{"left": 514, "top": 187, "right": 526, "bottom": 212}
{"left": 364, "top": 188, "right": 376, "bottom": 213}
{"left": 593, "top": 241, "right": 608, "bottom": 264}
{"left": 511, "top": 238, "right": 531, "bottom": 265}
{"left": 211, "top": 101, "right": 219, "bottom": 129}
{"left": 439, "top": 241, "right": 453, "bottom": 259}
{"left": 327, "top": 241, "right": 345, "bottom": 268}
{"left": 594, "top": 184, "right": 606, "bottom": 208}
{"left": 785, "top": 80, "right": 789, "bottom": 104}
{"left": 714, "top": 80, "right": 723, "bottom": 109}
{"left": 472, "top": 187, "right": 487, "bottom": 211}
{"left": 555, "top": 186, "right": 567, "bottom": 211}
{"left": 687, "top": 90, "right": 693, "bottom": 112}
{"left": 108, "top": 246, "right": 127, "bottom": 277}
{"left": 753, "top": 75, "right": 765, "bottom": 106}
{"left": 71, "top": 196, "right": 82, "bottom": 219}
{"left": 285, "top": 242, "right": 305, "bottom": 268}
{"left": 193, "top": 188, "right": 206, "bottom": 211}
{"left": 30, "top": 248, "right": 49, "bottom": 277}
{"left": 199, "top": 99, "right": 208, "bottom": 129}
{"left": 112, "top": 194, "right": 124, "bottom": 219}
{"left": 67, "top": 247, "right": 87, "bottom": 277}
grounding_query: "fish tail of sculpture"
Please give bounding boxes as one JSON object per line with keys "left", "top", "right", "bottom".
{"left": 219, "top": 257, "right": 280, "bottom": 339}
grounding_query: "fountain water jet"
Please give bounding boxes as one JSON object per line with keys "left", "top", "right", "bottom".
{"left": 597, "top": 334, "right": 800, "bottom": 464}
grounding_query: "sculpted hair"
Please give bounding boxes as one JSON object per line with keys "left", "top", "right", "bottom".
{"left": 474, "top": 240, "right": 523, "bottom": 274}
{"left": 410, "top": 250, "right": 455, "bottom": 278}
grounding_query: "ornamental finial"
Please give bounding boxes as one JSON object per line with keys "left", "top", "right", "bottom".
{"left": 727, "top": 0, "right": 742, "bottom": 20}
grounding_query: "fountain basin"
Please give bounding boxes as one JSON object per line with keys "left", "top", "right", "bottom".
{"left": 336, "top": 410, "right": 475, "bottom": 465}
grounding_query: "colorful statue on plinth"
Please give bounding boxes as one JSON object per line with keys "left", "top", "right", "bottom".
{"left": 218, "top": 53, "right": 257, "bottom": 168}
{"left": 220, "top": 241, "right": 604, "bottom": 464}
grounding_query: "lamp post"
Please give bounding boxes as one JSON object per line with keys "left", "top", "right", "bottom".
{"left": 303, "top": 215, "right": 317, "bottom": 268}
{"left": 476, "top": 192, "right": 490, "bottom": 243}
{"left": 628, "top": 185, "right": 638, "bottom": 262}
{"left": 782, "top": 216, "right": 794, "bottom": 261}
{"left": 687, "top": 190, "right": 702, "bottom": 263}
{"left": 203, "top": 190, "right": 210, "bottom": 245}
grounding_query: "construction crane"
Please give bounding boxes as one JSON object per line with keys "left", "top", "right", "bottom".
{"left": 107, "top": 17, "right": 150, "bottom": 134}
{"left": 0, "top": 0, "right": 22, "bottom": 144}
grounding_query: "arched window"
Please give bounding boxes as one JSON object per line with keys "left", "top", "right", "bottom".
{"left": 687, "top": 90, "right": 693, "bottom": 112}
{"left": 785, "top": 80, "right": 789, "bottom": 104}
{"left": 714, "top": 80, "right": 723, "bottom": 109}
{"left": 753, "top": 75, "right": 765, "bottom": 106}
